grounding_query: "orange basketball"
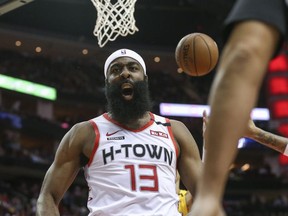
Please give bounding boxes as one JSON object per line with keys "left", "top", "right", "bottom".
{"left": 175, "top": 33, "right": 219, "bottom": 76}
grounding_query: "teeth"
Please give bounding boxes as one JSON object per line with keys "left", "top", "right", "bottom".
{"left": 122, "top": 82, "right": 132, "bottom": 88}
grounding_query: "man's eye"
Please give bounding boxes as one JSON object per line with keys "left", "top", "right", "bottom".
{"left": 111, "top": 68, "right": 120, "bottom": 73}
{"left": 129, "top": 66, "right": 139, "bottom": 72}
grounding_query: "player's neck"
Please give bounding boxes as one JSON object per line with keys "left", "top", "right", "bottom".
{"left": 109, "top": 111, "right": 151, "bottom": 130}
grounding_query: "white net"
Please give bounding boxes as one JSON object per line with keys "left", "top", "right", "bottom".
{"left": 91, "top": 0, "right": 139, "bottom": 47}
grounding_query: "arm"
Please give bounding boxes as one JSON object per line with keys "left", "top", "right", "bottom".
{"left": 177, "top": 171, "right": 193, "bottom": 215}
{"left": 245, "top": 119, "right": 288, "bottom": 154}
{"left": 36, "top": 121, "right": 95, "bottom": 215}
{"left": 202, "top": 112, "right": 288, "bottom": 155}
{"left": 201, "top": 110, "right": 208, "bottom": 162}
{"left": 171, "top": 119, "right": 202, "bottom": 197}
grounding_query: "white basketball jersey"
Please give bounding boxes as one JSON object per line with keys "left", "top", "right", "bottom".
{"left": 84, "top": 112, "right": 180, "bottom": 216}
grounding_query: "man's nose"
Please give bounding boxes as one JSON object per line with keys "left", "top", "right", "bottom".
{"left": 120, "top": 69, "right": 130, "bottom": 79}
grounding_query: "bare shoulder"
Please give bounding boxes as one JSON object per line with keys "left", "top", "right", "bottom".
{"left": 56, "top": 120, "right": 96, "bottom": 160}
{"left": 169, "top": 119, "right": 199, "bottom": 156}
{"left": 169, "top": 119, "right": 191, "bottom": 137}
{"left": 69, "top": 120, "right": 95, "bottom": 143}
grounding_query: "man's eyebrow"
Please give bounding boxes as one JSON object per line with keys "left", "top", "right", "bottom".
{"left": 110, "top": 62, "right": 123, "bottom": 68}
{"left": 127, "top": 62, "right": 140, "bottom": 66}
{"left": 110, "top": 61, "right": 139, "bottom": 67}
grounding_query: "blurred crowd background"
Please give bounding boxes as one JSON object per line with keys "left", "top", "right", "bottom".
{"left": 0, "top": 48, "right": 288, "bottom": 216}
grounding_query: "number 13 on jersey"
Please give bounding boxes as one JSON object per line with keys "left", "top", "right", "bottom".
{"left": 125, "top": 164, "right": 159, "bottom": 192}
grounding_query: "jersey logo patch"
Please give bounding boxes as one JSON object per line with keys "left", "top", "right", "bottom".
{"left": 150, "top": 130, "right": 168, "bottom": 138}
{"left": 106, "top": 129, "right": 122, "bottom": 136}
{"left": 107, "top": 136, "right": 125, "bottom": 140}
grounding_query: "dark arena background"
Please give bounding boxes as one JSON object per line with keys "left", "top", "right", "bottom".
{"left": 0, "top": 0, "right": 288, "bottom": 215}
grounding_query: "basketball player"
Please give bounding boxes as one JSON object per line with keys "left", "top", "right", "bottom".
{"left": 36, "top": 48, "right": 202, "bottom": 216}
{"left": 188, "top": 0, "right": 287, "bottom": 215}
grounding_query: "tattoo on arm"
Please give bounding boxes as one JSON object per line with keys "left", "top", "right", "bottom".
{"left": 256, "top": 130, "right": 287, "bottom": 153}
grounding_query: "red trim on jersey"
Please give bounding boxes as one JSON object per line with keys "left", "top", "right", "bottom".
{"left": 166, "top": 118, "right": 179, "bottom": 158}
{"left": 88, "top": 120, "right": 100, "bottom": 167}
{"left": 103, "top": 112, "right": 154, "bottom": 132}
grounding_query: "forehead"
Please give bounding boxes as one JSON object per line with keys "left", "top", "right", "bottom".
{"left": 109, "top": 57, "right": 140, "bottom": 67}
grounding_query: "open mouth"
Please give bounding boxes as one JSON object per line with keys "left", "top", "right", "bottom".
{"left": 122, "top": 88, "right": 133, "bottom": 95}
{"left": 121, "top": 83, "right": 134, "bottom": 100}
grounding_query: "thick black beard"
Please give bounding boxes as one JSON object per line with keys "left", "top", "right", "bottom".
{"left": 105, "top": 79, "right": 153, "bottom": 124}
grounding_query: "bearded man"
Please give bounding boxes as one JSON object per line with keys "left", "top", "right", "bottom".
{"left": 36, "top": 49, "right": 202, "bottom": 216}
